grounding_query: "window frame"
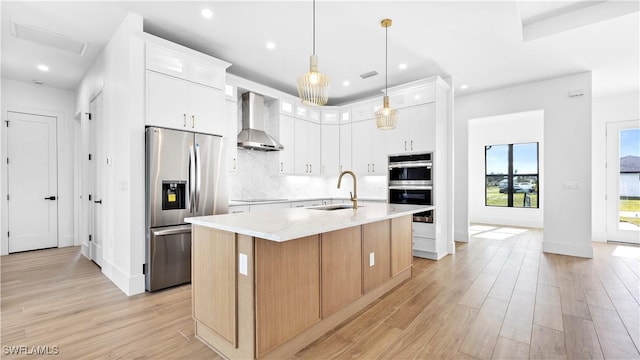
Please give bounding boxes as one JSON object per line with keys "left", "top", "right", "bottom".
{"left": 484, "top": 142, "right": 539, "bottom": 208}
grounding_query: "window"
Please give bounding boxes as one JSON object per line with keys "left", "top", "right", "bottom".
{"left": 485, "top": 142, "right": 539, "bottom": 208}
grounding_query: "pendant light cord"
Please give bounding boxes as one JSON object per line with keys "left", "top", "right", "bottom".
{"left": 312, "top": 0, "right": 316, "bottom": 55}
{"left": 385, "top": 23, "right": 388, "bottom": 96}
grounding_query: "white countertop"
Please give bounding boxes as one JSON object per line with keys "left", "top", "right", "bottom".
{"left": 229, "top": 197, "right": 386, "bottom": 206}
{"left": 186, "top": 203, "right": 433, "bottom": 242}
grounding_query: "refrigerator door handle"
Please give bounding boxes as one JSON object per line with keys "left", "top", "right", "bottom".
{"left": 195, "top": 143, "right": 201, "bottom": 213}
{"left": 189, "top": 143, "right": 196, "bottom": 213}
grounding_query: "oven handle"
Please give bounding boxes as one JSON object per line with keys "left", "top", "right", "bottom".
{"left": 388, "top": 185, "right": 433, "bottom": 190}
{"left": 388, "top": 161, "right": 432, "bottom": 169}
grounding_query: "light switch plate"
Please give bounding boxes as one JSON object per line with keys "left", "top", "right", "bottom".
{"left": 369, "top": 252, "right": 375, "bottom": 267}
{"left": 239, "top": 253, "right": 248, "bottom": 276}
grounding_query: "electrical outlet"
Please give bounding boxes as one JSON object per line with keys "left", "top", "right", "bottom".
{"left": 239, "top": 253, "right": 248, "bottom": 276}
{"left": 369, "top": 252, "right": 375, "bottom": 267}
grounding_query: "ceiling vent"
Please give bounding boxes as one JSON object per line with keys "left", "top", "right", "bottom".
{"left": 360, "top": 70, "right": 378, "bottom": 79}
{"left": 10, "top": 21, "right": 87, "bottom": 55}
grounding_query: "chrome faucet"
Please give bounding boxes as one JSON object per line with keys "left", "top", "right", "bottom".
{"left": 337, "top": 170, "right": 358, "bottom": 209}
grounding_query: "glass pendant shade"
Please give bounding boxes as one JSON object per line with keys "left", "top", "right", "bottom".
{"left": 297, "top": 54, "right": 330, "bottom": 106}
{"left": 376, "top": 19, "right": 396, "bottom": 130}
{"left": 375, "top": 95, "right": 397, "bottom": 129}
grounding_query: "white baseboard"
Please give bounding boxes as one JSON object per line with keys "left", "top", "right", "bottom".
{"left": 101, "top": 259, "right": 146, "bottom": 296}
{"left": 413, "top": 249, "right": 448, "bottom": 260}
{"left": 542, "top": 240, "right": 593, "bottom": 259}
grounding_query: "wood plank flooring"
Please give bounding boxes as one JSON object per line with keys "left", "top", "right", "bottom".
{"left": 2, "top": 226, "right": 639, "bottom": 359}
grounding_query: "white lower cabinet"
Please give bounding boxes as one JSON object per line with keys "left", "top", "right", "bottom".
{"left": 250, "top": 202, "right": 291, "bottom": 213}
{"left": 291, "top": 200, "right": 324, "bottom": 208}
{"left": 146, "top": 70, "right": 225, "bottom": 135}
{"left": 228, "top": 205, "right": 250, "bottom": 214}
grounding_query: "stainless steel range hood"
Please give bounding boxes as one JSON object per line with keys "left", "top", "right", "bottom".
{"left": 237, "top": 92, "right": 283, "bottom": 151}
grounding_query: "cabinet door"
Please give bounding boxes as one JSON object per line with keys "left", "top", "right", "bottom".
{"left": 294, "top": 119, "right": 309, "bottom": 174}
{"left": 224, "top": 99, "right": 238, "bottom": 172}
{"left": 339, "top": 122, "right": 352, "bottom": 173}
{"left": 351, "top": 120, "right": 372, "bottom": 174}
{"left": 146, "top": 71, "right": 188, "bottom": 130}
{"left": 387, "top": 108, "right": 409, "bottom": 154}
{"left": 321, "top": 124, "right": 340, "bottom": 176}
{"left": 321, "top": 227, "right": 362, "bottom": 317}
{"left": 146, "top": 44, "right": 187, "bottom": 79}
{"left": 188, "top": 83, "right": 225, "bottom": 136}
{"left": 371, "top": 123, "right": 389, "bottom": 175}
{"left": 362, "top": 220, "right": 391, "bottom": 293}
{"left": 391, "top": 215, "right": 413, "bottom": 276}
{"left": 278, "top": 115, "right": 295, "bottom": 174}
{"left": 307, "top": 121, "right": 321, "bottom": 175}
{"left": 409, "top": 103, "right": 436, "bottom": 153}
{"left": 188, "top": 58, "right": 225, "bottom": 89}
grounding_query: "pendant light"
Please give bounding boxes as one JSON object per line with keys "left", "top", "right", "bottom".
{"left": 296, "top": 0, "right": 330, "bottom": 106}
{"left": 375, "top": 18, "right": 397, "bottom": 130}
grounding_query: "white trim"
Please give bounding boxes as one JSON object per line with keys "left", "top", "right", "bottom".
{"left": 592, "top": 231, "right": 607, "bottom": 243}
{"left": 101, "top": 258, "right": 145, "bottom": 296}
{"left": 542, "top": 240, "right": 593, "bottom": 259}
{"left": 413, "top": 249, "right": 448, "bottom": 260}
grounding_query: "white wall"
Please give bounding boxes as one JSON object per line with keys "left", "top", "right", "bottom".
{"left": 592, "top": 91, "right": 640, "bottom": 241}
{"left": 0, "top": 79, "right": 76, "bottom": 255}
{"left": 75, "top": 14, "right": 145, "bottom": 295}
{"left": 468, "top": 110, "right": 544, "bottom": 228}
{"left": 455, "top": 72, "right": 593, "bottom": 258}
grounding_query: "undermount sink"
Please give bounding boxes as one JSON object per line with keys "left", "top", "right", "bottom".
{"left": 308, "top": 204, "right": 361, "bottom": 211}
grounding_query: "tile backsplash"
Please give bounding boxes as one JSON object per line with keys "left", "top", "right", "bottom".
{"left": 228, "top": 149, "right": 387, "bottom": 201}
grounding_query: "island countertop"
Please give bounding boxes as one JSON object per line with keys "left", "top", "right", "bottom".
{"left": 185, "top": 203, "right": 433, "bottom": 242}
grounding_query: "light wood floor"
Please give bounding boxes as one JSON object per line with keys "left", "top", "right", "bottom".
{"left": 2, "top": 227, "right": 639, "bottom": 359}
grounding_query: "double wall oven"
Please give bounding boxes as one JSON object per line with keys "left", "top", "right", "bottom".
{"left": 388, "top": 152, "right": 433, "bottom": 223}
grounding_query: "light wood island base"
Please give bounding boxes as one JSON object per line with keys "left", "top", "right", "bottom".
{"left": 191, "top": 215, "right": 414, "bottom": 360}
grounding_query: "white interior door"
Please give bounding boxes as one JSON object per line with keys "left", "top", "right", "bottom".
{"left": 89, "top": 94, "right": 104, "bottom": 266}
{"left": 7, "top": 111, "right": 58, "bottom": 253}
{"left": 606, "top": 119, "right": 640, "bottom": 244}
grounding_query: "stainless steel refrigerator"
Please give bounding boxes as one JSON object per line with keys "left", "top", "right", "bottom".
{"left": 145, "top": 126, "right": 228, "bottom": 291}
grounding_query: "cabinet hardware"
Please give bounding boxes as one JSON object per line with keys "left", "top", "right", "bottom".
{"left": 404, "top": 141, "right": 407, "bottom": 151}
{"left": 183, "top": 114, "right": 186, "bottom": 127}
{"left": 191, "top": 115, "right": 195, "bottom": 128}
{"left": 367, "top": 164, "right": 371, "bottom": 173}
{"left": 372, "top": 163, "right": 375, "bottom": 172}
{"left": 310, "top": 164, "right": 312, "bottom": 173}
{"left": 280, "top": 162, "right": 284, "bottom": 172}
{"left": 44, "top": 196, "right": 56, "bottom": 201}
{"left": 233, "top": 158, "right": 237, "bottom": 170}
{"left": 410, "top": 140, "right": 414, "bottom": 150}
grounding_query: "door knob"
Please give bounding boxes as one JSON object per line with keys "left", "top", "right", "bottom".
{"left": 94, "top": 200, "right": 102, "bottom": 204}
{"left": 44, "top": 196, "right": 56, "bottom": 200}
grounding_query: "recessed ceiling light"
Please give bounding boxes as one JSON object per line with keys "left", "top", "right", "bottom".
{"left": 342, "top": 81, "right": 350, "bottom": 87}
{"left": 460, "top": 84, "right": 469, "bottom": 90}
{"left": 201, "top": 8, "right": 213, "bottom": 19}
{"left": 398, "top": 63, "right": 407, "bottom": 70}
{"left": 37, "top": 64, "right": 49, "bottom": 72}
{"left": 266, "top": 41, "right": 276, "bottom": 50}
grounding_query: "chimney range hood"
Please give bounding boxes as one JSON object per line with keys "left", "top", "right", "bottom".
{"left": 237, "top": 92, "right": 283, "bottom": 151}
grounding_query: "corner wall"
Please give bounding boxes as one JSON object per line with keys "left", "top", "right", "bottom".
{"left": 455, "top": 72, "right": 593, "bottom": 258}
{"left": 75, "top": 14, "right": 145, "bottom": 295}
{"left": 0, "top": 79, "right": 76, "bottom": 255}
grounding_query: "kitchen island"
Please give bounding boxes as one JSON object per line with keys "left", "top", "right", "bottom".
{"left": 185, "top": 203, "right": 432, "bottom": 360}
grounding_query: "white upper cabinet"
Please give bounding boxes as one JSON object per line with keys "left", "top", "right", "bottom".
{"left": 388, "top": 103, "right": 436, "bottom": 154}
{"left": 145, "top": 41, "right": 229, "bottom": 136}
{"left": 146, "top": 43, "right": 225, "bottom": 89}
{"left": 294, "top": 119, "right": 321, "bottom": 175}
{"left": 339, "top": 108, "right": 352, "bottom": 173}
{"left": 321, "top": 109, "right": 340, "bottom": 176}
{"left": 351, "top": 119, "right": 387, "bottom": 175}
{"left": 146, "top": 71, "right": 225, "bottom": 135}
{"left": 224, "top": 98, "right": 238, "bottom": 173}
{"left": 277, "top": 114, "right": 295, "bottom": 174}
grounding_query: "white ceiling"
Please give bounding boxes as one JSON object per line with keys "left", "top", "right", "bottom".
{"left": 2, "top": 1, "right": 638, "bottom": 105}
